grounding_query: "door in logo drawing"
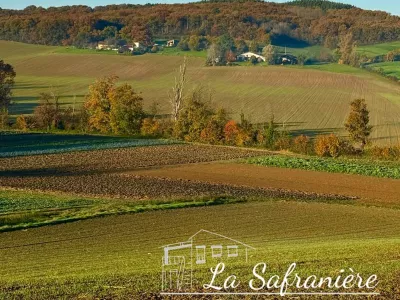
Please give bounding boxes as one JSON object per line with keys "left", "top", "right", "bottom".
{"left": 196, "top": 245, "right": 206, "bottom": 264}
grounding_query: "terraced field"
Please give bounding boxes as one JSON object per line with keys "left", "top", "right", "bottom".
{"left": 2, "top": 41, "right": 400, "bottom": 145}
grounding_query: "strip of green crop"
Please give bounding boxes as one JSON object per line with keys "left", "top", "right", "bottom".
{"left": 247, "top": 155, "right": 400, "bottom": 179}
{"left": 0, "top": 193, "right": 246, "bottom": 232}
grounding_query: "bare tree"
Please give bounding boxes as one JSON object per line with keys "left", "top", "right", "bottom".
{"left": 169, "top": 56, "right": 187, "bottom": 121}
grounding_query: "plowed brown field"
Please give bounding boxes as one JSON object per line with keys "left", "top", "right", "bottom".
{"left": 131, "top": 162, "right": 400, "bottom": 205}
{"left": 0, "top": 144, "right": 358, "bottom": 201}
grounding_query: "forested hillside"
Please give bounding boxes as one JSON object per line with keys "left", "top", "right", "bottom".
{"left": 286, "top": 0, "right": 354, "bottom": 10}
{"left": 0, "top": 1, "right": 399, "bottom": 48}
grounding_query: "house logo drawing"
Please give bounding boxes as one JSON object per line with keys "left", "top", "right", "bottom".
{"left": 161, "top": 229, "right": 255, "bottom": 291}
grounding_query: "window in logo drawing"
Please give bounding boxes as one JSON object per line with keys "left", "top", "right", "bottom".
{"left": 211, "top": 245, "right": 223, "bottom": 258}
{"left": 196, "top": 245, "right": 206, "bottom": 264}
{"left": 227, "top": 245, "right": 238, "bottom": 258}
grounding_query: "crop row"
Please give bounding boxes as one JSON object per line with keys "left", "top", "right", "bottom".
{"left": 247, "top": 155, "right": 400, "bottom": 179}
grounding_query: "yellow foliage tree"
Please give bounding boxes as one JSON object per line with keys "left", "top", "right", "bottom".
{"left": 84, "top": 75, "right": 117, "bottom": 133}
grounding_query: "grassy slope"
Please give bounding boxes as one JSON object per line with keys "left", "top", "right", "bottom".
{"left": 0, "top": 189, "right": 243, "bottom": 232}
{"left": 275, "top": 44, "right": 332, "bottom": 57}
{"left": 368, "top": 61, "right": 400, "bottom": 79}
{"left": 358, "top": 41, "right": 400, "bottom": 57}
{"left": 2, "top": 41, "right": 400, "bottom": 145}
{"left": 0, "top": 199, "right": 399, "bottom": 297}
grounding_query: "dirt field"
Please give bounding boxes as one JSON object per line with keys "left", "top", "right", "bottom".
{"left": 1, "top": 142, "right": 398, "bottom": 204}
{"left": 0, "top": 144, "right": 355, "bottom": 201}
{"left": 131, "top": 162, "right": 400, "bottom": 205}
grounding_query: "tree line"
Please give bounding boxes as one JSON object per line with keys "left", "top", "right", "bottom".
{"left": 0, "top": 2, "right": 399, "bottom": 49}
{"left": 286, "top": 0, "right": 354, "bottom": 10}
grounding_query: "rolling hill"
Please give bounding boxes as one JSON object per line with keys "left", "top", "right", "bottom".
{"left": 2, "top": 40, "right": 400, "bottom": 145}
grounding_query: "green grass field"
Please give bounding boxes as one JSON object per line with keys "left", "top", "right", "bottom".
{"left": 275, "top": 44, "right": 332, "bottom": 57}
{"left": 2, "top": 40, "right": 400, "bottom": 145}
{"left": 367, "top": 62, "right": 400, "bottom": 80}
{"left": 358, "top": 41, "right": 400, "bottom": 58}
{"left": 1, "top": 197, "right": 399, "bottom": 297}
{"left": 0, "top": 189, "right": 244, "bottom": 232}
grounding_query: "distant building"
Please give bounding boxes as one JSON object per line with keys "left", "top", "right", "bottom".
{"left": 96, "top": 42, "right": 109, "bottom": 50}
{"left": 277, "top": 54, "right": 298, "bottom": 65}
{"left": 96, "top": 42, "right": 116, "bottom": 51}
{"left": 134, "top": 42, "right": 146, "bottom": 49}
{"left": 237, "top": 52, "right": 266, "bottom": 62}
{"left": 167, "top": 39, "right": 179, "bottom": 47}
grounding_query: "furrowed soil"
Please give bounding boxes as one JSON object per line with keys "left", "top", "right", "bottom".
{"left": 0, "top": 144, "right": 352, "bottom": 201}
{"left": 131, "top": 162, "right": 400, "bottom": 205}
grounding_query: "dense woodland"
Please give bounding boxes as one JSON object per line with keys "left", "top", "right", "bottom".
{"left": 286, "top": 0, "right": 354, "bottom": 10}
{"left": 0, "top": 1, "right": 399, "bottom": 48}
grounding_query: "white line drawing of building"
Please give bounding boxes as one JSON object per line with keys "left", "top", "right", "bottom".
{"left": 161, "top": 229, "right": 255, "bottom": 291}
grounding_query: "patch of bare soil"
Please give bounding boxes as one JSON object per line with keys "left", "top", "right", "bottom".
{"left": 131, "top": 162, "right": 400, "bottom": 205}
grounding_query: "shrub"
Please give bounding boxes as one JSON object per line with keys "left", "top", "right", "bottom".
{"left": 151, "top": 45, "right": 159, "bottom": 53}
{"left": 292, "top": 135, "right": 311, "bottom": 154}
{"left": 263, "top": 118, "right": 277, "bottom": 149}
{"left": 314, "top": 134, "right": 341, "bottom": 158}
{"left": 236, "top": 128, "right": 253, "bottom": 146}
{"left": 224, "top": 120, "right": 240, "bottom": 146}
{"left": 158, "top": 119, "right": 174, "bottom": 138}
{"left": 200, "top": 109, "right": 227, "bottom": 144}
{"left": 141, "top": 118, "right": 161, "bottom": 137}
{"left": 236, "top": 113, "right": 255, "bottom": 146}
{"left": 274, "top": 131, "right": 292, "bottom": 150}
{"left": 256, "top": 129, "right": 265, "bottom": 145}
{"left": 174, "top": 87, "right": 214, "bottom": 142}
{"left": 16, "top": 115, "right": 28, "bottom": 131}
{"left": 369, "top": 145, "right": 400, "bottom": 160}
{"left": 200, "top": 120, "right": 221, "bottom": 144}
{"left": 60, "top": 107, "right": 80, "bottom": 131}
{"left": 34, "top": 92, "right": 62, "bottom": 130}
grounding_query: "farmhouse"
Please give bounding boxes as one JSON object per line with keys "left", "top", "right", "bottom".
{"left": 167, "top": 39, "right": 179, "bottom": 47}
{"left": 237, "top": 52, "right": 266, "bottom": 62}
{"left": 161, "top": 229, "right": 255, "bottom": 291}
{"left": 96, "top": 42, "right": 114, "bottom": 50}
{"left": 96, "top": 42, "right": 120, "bottom": 51}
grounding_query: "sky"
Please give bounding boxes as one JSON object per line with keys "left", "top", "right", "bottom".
{"left": 0, "top": 0, "right": 398, "bottom": 16}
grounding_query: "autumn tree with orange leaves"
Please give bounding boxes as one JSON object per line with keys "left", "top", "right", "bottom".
{"left": 84, "top": 76, "right": 144, "bottom": 134}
